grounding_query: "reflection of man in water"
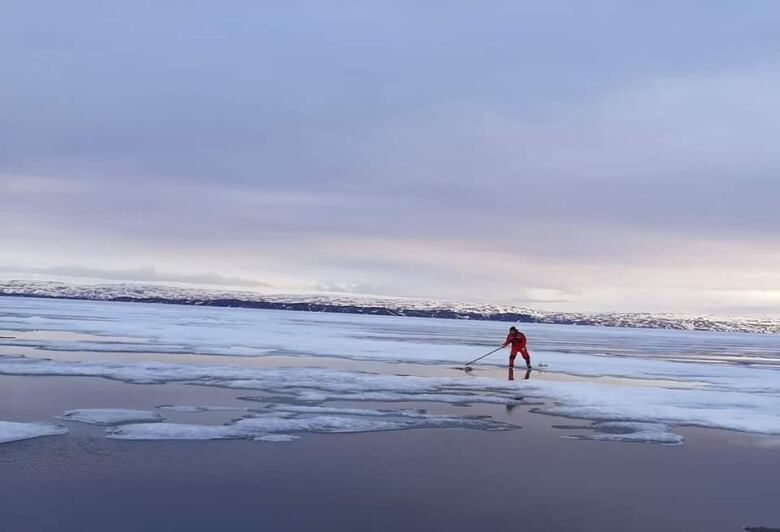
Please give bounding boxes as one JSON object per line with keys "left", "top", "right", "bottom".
{"left": 503, "top": 326, "right": 531, "bottom": 369}
{"left": 508, "top": 367, "right": 531, "bottom": 381}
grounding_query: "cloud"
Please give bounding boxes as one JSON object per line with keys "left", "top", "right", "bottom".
{"left": 0, "top": 265, "right": 272, "bottom": 289}
{"left": 1, "top": 2, "right": 779, "bottom": 314}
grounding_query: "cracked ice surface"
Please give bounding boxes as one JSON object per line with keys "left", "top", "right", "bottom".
{"left": 1, "top": 356, "right": 779, "bottom": 443}
{"left": 60, "top": 409, "right": 162, "bottom": 426}
{"left": 2, "top": 298, "right": 780, "bottom": 445}
{"left": 0, "top": 421, "right": 67, "bottom": 444}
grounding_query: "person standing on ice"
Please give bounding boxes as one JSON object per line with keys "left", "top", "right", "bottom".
{"left": 503, "top": 326, "right": 531, "bottom": 369}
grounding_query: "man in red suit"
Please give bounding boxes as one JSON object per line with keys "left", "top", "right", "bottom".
{"left": 503, "top": 326, "right": 531, "bottom": 369}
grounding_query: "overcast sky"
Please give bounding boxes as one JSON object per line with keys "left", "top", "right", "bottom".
{"left": 2, "top": 1, "right": 779, "bottom": 315}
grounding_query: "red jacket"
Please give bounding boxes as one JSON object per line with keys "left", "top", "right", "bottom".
{"left": 504, "top": 331, "right": 527, "bottom": 348}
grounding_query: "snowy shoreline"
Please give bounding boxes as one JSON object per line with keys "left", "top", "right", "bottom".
{"left": 2, "top": 280, "right": 778, "bottom": 334}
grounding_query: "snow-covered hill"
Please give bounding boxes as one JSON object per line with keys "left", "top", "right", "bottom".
{"left": 0, "top": 279, "right": 777, "bottom": 334}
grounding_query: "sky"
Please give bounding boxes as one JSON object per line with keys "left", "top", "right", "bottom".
{"left": 1, "top": 1, "right": 779, "bottom": 315}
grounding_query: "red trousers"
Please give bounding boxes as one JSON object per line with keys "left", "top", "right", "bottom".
{"left": 510, "top": 345, "right": 530, "bottom": 366}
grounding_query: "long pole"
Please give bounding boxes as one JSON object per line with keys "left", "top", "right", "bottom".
{"left": 464, "top": 345, "right": 504, "bottom": 367}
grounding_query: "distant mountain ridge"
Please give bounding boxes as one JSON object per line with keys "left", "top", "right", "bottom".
{"left": 1, "top": 279, "right": 777, "bottom": 334}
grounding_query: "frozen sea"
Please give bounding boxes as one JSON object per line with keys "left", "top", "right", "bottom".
{"left": 1, "top": 296, "right": 779, "bottom": 531}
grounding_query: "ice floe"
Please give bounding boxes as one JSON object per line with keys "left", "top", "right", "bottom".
{"left": 107, "top": 423, "right": 236, "bottom": 440}
{"left": 60, "top": 409, "right": 162, "bottom": 426}
{"left": 158, "top": 405, "right": 248, "bottom": 413}
{"left": 256, "top": 434, "right": 299, "bottom": 442}
{"left": 559, "top": 421, "right": 684, "bottom": 445}
{"left": 0, "top": 421, "right": 67, "bottom": 444}
{"left": 107, "top": 406, "right": 514, "bottom": 441}
{"left": 526, "top": 380, "right": 780, "bottom": 436}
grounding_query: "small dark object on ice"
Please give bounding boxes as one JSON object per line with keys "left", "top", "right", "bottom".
{"left": 745, "top": 527, "right": 780, "bottom": 531}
